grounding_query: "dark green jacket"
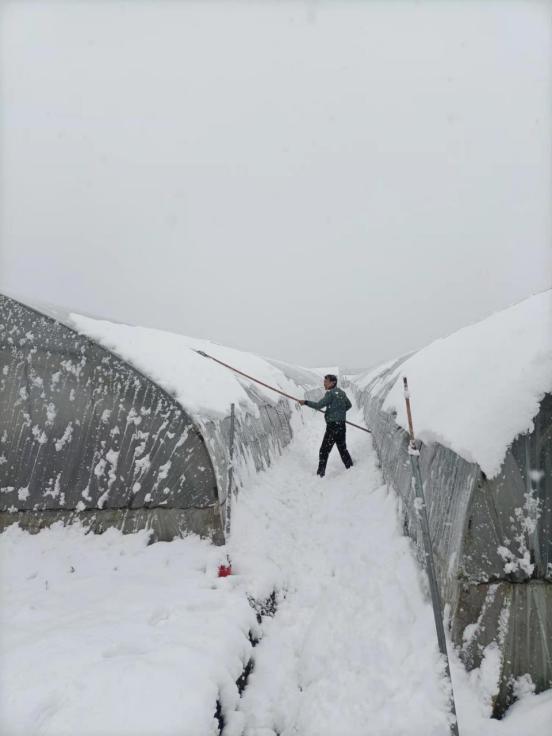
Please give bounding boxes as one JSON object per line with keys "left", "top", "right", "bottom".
{"left": 305, "top": 387, "right": 352, "bottom": 423}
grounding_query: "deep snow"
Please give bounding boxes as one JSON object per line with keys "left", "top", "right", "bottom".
{"left": 1, "top": 406, "right": 551, "bottom": 735}
{"left": 228, "top": 405, "right": 552, "bottom": 736}
{"left": 0, "top": 525, "right": 256, "bottom": 736}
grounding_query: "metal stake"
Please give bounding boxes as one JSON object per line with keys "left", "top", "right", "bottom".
{"left": 224, "top": 402, "right": 236, "bottom": 539}
{"left": 403, "top": 377, "right": 460, "bottom": 736}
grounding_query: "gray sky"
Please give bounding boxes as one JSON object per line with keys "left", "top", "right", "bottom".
{"left": 1, "top": 0, "right": 551, "bottom": 370}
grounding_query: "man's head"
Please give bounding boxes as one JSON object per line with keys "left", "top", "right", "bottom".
{"left": 323, "top": 374, "right": 338, "bottom": 390}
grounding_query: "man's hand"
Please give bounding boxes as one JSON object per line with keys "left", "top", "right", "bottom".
{"left": 297, "top": 399, "right": 306, "bottom": 406}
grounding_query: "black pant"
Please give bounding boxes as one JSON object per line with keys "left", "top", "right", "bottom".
{"left": 318, "top": 421, "right": 353, "bottom": 474}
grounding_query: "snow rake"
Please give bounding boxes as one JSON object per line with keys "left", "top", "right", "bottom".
{"left": 195, "top": 350, "right": 371, "bottom": 434}
{"left": 403, "top": 377, "right": 460, "bottom": 736}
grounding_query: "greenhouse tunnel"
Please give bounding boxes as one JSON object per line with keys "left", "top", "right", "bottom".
{"left": 351, "top": 357, "right": 552, "bottom": 717}
{"left": 0, "top": 294, "right": 309, "bottom": 543}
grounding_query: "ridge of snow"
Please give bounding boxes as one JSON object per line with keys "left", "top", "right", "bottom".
{"left": 355, "top": 290, "right": 552, "bottom": 478}
{"left": 69, "top": 315, "right": 320, "bottom": 420}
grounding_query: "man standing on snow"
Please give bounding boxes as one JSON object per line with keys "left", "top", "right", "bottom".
{"left": 298, "top": 374, "right": 354, "bottom": 477}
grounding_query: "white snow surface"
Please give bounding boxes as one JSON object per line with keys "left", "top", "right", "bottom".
{"left": 2, "top": 408, "right": 550, "bottom": 735}
{"left": 0, "top": 524, "right": 255, "bottom": 736}
{"left": 356, "top": 290, "right": 552, "bottom": 478}
{"left": 228, "top": 408, "right": 552, "bottom": 735}
{"left": 69, "top": 314, "right": 319, "bottom": 419}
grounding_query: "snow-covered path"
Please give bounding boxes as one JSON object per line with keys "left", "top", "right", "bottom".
{"left": 229, "top": 406, "right": 552, "bottom": 736}
{"left": 229, "top": 407, "right": 453, "bottom": 736}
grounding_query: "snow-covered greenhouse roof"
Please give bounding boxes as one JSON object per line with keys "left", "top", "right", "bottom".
{"left": 354, "top": 289, "right": 552, "bottom": 478}
{"left": 69, "top": 314, "right": 320, "bottom": 420}
{"left": 0, "top": 293, "right": 322, "bottom": 543}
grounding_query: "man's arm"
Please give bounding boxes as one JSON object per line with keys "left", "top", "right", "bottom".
{"left": 344, "top": 395, "right": 352, "bottom": 411}
{"left": 302, "top": 393, "right": 331, "bottom": 411}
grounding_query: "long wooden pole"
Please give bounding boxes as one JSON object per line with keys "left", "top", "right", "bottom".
{"left": 195, "top": 350, "right": 371, "bottom": 434}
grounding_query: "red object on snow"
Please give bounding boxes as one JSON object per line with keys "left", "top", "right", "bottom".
{"left": 217, "top": 563, "right": 232, "bottom": 578}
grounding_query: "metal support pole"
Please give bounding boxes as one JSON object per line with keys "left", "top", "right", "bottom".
{"left": 224, "top": 403, "right": 236, "bottom": 539}
{"left": 403, "top": 377, "right": 460, "bottom": 736}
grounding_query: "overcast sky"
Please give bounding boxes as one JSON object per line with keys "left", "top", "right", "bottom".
{"left": 1, "top": 0, "right": 551, "bottom": 370}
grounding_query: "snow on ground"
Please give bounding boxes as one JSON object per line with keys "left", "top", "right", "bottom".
{"left": 69, "top": 314, "right": 318, "bottom": 420}
{"left": 355, "top": 290, "right": 552, "bottom": 478}
{"left": 0, "top": 525, "right": 256, "bottom": 736}
{"left": 229, "top": 404, "right": 552, "bottom": 736}
{"left": 229, "top": 408, "right": 452, "bottom": 736}
{"left": 1, "top": 404, "right": 551, "bottom": 735}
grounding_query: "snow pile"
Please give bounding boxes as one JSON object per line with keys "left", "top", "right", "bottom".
{"left": 0, "top": 523, "right": 256, "bottom": 736}
{"left": 69, "top": 314, "right": 319, "bottom": 420}
{"left": 357, "top": 290, "right": 552, "bottom": 477}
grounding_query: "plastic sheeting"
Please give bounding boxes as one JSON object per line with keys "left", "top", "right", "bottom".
{"left": 0, "top": 295, "right": 223, "bottom": 541}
